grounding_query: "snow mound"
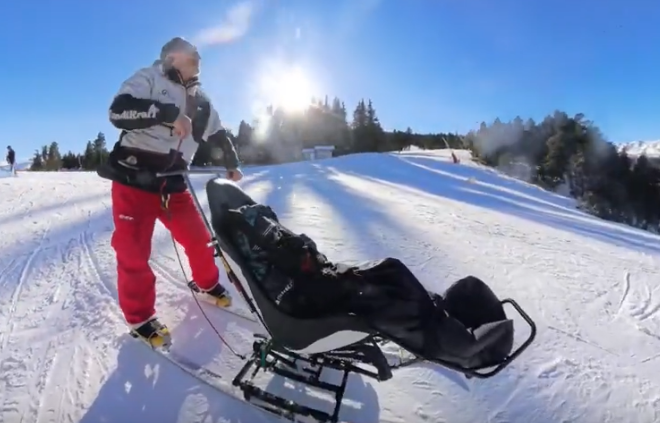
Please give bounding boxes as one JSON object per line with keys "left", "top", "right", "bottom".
{"left": 0, "top": 153, "right": 659, "bottom": 423}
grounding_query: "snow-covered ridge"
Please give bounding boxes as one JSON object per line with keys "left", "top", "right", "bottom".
{"left": 617, "top": 140, "right": 660, "bottom": 157}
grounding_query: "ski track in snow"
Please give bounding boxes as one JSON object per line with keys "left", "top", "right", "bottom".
{"left": 0, "top": 153, "right": 659, "bottom": 422}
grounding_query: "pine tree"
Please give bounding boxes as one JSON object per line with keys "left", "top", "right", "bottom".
{"left": 351, "top": 100, "right": 369, "bottom": 152}
{"left": 365, "top": 99, "right": 385, "bottom": 152}
{"left": 61, "top": 151, "right": 81, "bottom": 169}
{"left": 82, "top": 141, "right": 96, "bottom": 170}
{"left": 91, "top": 132, "right": 109, "bottom": 170}
{"left": 46, "top": 142, "right": 62, "bottom": 170}
{"left": 30, "top": 150, "right": 44, "bottom": 171}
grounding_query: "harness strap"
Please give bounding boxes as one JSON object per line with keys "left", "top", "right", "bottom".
{"left": 223, "top": 208, "right": 320, "bottom": 275}
{"left": 159, "top": 179, "right": 170, "bottom": 212}
{"left": 160, "top": 193, "right": 170, "bottom": 210}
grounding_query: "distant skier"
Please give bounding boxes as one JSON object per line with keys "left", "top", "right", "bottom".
{"left": 97, "top": 36, "right": 243, "bottom": 347}
{"left": 6, "top": 146, "right": 15, "bottom": 174}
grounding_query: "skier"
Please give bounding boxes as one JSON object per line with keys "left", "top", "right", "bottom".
{"left": 97, "top": 37, "right": 243, "bottom": 347}
{"left": 6, "top": 146, "right": 15, "bottom": 174}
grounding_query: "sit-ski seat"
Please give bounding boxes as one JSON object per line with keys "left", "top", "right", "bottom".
{"left": 205, "top": 178, "right": 534, "bottom": 377}
{"left": 206, "top": 178, "right": 375, "bottom": 355}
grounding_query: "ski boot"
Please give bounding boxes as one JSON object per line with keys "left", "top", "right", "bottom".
{"left": 130, "top": 317, "right": 172, "bottom": 349}
{"left": 187, "top": 281, "right": 232, "bottom": 308}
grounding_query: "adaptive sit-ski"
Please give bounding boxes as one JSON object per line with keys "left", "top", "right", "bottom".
{"left": 152, "top": 169, "right": 537, "bottom": 423}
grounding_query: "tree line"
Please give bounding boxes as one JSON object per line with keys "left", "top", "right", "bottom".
{"left": 25, "top": 97, "right": 660, "bottom": 233}
{"left": 29, "top": 133, "right": 109, "bottom": 171}
{"left": 28, "top": 97, "right": 461, "bottom": 170}
{"left": 192, "top": 96, "right": 463, "bottom": 166}
{"left": 462, "top": 112, "right": 660, "bottom": 231}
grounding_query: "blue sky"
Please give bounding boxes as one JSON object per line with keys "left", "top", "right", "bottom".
{"left": 3, "top": 0, "right": 660, "bottom": 157}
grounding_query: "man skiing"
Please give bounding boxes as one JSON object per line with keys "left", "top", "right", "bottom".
{"left": 6, "top": 146, "right": 15, "bottom": 174}
{"left": 98, "top": 37, "right": 243, "bottom": 347}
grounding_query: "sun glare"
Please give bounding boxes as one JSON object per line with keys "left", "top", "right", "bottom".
{"left": 257, "top": 64, "right": 316, "bottom": 113}
{"left": 276, "top": 68, "right": 313, "bottom": 112}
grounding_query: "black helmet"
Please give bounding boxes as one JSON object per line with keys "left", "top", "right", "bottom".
{"left": 160, "top": 37, "right": 200, "bottom": 61}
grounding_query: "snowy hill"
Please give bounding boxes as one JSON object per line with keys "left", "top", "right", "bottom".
{"left": 617, "top": 140, "right": 660, "bottom": 158}
{"left": 1, "top": 149, "right": 660, "bottom": 423}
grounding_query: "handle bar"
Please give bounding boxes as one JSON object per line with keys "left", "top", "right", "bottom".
{"left": 156, "top": 167, "right": 227, "bottom": 177}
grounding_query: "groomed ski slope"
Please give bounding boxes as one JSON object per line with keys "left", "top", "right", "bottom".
{"left": 1, "top": 149, "right": 660, "bottom": 423}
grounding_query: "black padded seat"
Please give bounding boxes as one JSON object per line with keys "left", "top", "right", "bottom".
{"left": 205, "top": 178, "right": 374, "bottom": 354}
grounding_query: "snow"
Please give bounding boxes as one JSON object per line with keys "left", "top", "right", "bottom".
{"left": 0, "top": 160, "right": 31, "bottom": 178}
{"left": 618, "top": 140, "right": 660, "bottom": 158}
{"left": 1, "top": 149, "right": 660, "bottom": 423}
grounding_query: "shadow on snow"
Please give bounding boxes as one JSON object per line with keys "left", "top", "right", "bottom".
{"left": 340, "top": 153, "right": 660, "bottom": 256}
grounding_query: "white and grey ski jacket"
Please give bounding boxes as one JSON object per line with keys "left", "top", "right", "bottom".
{"left": 106, "top": 61, "right": 238, "bottom": 176}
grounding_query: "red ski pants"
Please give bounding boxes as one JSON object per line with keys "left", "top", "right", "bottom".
{"left": 110, "top": 182, "right": 219, "bottom": 325}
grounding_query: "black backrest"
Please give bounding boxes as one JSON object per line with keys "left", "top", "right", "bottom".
{"left": 205, "top": 178, "right": 373, "bottom": 352}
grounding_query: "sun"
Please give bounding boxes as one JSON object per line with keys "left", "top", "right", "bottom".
{"left": 275, "top": 67, "right": 313, "bottom": 112}
{"left": 257, "top": 64, "right": 315, "bottom": 113}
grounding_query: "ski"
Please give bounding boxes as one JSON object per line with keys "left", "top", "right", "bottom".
{"left": 128, "top": 332, "right": 241, "bottom": 396}
{"left": 188, "top": 281, "right": 260, "bottom": 325}
{"left": 206, "top": 301, "right": 259, "bottom": 324}
{"left": 128, "top": 333, "right": 336, "bottom": 423}
{"left": 131, "top": 334, "right": 228, "bottom": 382}
{"left": 193, "top": 295, "right": 263, "bottom": 327}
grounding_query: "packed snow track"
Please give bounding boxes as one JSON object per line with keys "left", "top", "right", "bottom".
{"left": 1, "top": 150, "right": 660, "bottom": 423}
